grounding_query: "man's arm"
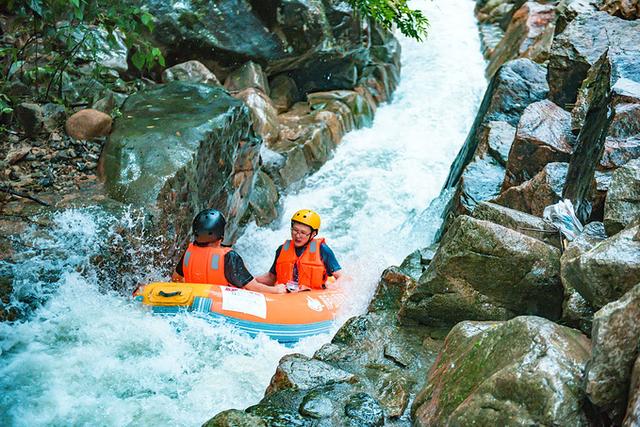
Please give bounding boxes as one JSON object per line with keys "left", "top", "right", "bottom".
{"left": 244, "top": 279, "right": 286, "bottom": 294}
{"left": 171, "top": 271, "right": 184, "bottom": 282}
{"left": 254, "top": 272, "right": 277, "bottom": 285}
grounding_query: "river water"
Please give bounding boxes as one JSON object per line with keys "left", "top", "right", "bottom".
{"left": 0, "top": 1, "right": 485, "bottom": 425}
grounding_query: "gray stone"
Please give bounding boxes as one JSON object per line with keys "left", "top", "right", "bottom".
{"left": 480, "top": 120, "right": 516, "bottom": 166}
{"left": 400, "top": 216, "right": 563, "bottom": 326}
{"left": 265, "top": 353, "right": 355, "bottom": 396}
{"left": 344, "top": 393, "right": 384, "bottom": 427}
{"left": 472, "top": 201, "right": 561, "bottom": 248}
{"left": 563, "top": 223, "right": 640, "bottom": 309}
{"left": 202, "top": 409, "right": 266, "bottom": 427}
{"left": 560, "top": 221, "right": 607, "bottom": 333}
{"left": 548, "top": 11, "right": 640, "bottom": 109}
{"left": 248, "top": 170, "right": 279, "bottom": 226}
{"left": 586, "top": 283, "right": 640, "bottom": 423}
{"left": 15, "top": 103, "right": 44, "bottom": 137}
{"left": 412, "top": 316, "right": 591, "bottom": 426}
{"left": 270, "top": 75, "right": 299, "bottom": 113}
{"left": 161, "top": 60, "right": 220, "bottom": 86}
{"left": 604, "top": 158, "right": 640, "bottom": 235}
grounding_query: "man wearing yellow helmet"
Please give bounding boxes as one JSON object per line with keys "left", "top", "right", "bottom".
{"left": 255, "top": 209, "right": 342, "bottom": 291}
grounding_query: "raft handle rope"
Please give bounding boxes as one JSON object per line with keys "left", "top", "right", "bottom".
{"left": 159, "top": 290, "right": 182, "bottom": 297}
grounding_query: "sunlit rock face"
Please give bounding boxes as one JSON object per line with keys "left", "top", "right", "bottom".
{"left": 400, "top": 215, "right": 563, "bottom": 327}
{"left": 412, "top": 316, "right": 591, "bottom": 427}
{"left": 99, "top": 81, "right": 261, "bottom": 252}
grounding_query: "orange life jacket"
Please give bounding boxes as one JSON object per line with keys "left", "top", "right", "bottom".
{"left": 275, "top": 238, "right": 327, "bottom": 289}
{"left": 182, "top": 243, "right": 231, "bottom": 285}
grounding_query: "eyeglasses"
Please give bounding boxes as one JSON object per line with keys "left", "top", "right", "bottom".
{"left": 291, "top": 227, "right": 312, "bottom": 237}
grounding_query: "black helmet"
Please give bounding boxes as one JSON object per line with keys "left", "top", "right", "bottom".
{"left": 192, "top": 209, "right": 226, "bottom": 244}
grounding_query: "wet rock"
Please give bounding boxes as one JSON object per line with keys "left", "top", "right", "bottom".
{"left": 400, "top": 216, "right": 563, "bottom": 326}
{"left": 443, "top": 58, "right": 548, "bottom": 191}
{"left": 343, "top": 393, "right": 384, "bottom": 427}
{"left": 563, "top": 223, "right": 640, "bottom": 309}
{"left": 100, "top": 82, "right": 260, "bottom": 249}
{"left": 472, "top": 201, "right": 560, "bottom": 248}
{"left": 270, "top": 75, "right": 299, "bottom": 113}
{"left": 502, "top": 100, "right": 575, "bottom": 190}
{"left": 299, "top": 392, "right": 334, "bottom": 419}
{"left": 224, "top": 61, "right": 269, "bottom": 95}
{"left": 373, "top": 372, "right": 409, "bottom": 418}
{"left": 494, "top": 162, "right": 569, "bottom": 216}
{"left": 307, "top": 90, "right": 374, "bottom": 130}
{"left": 564, "top": 51, "right": 614, "bottom": 223}
{"left": 486, "top": 2, "right": 556, "bottom": 78}
{"left": 248, "top": 170, "right": 279, "bottom": 226}
{"left": 92, "top": 91, "right": 126, "bottom": 115}
{"left": 601, "top": 0, "right": 640, "bottom": 19}
{"left": 586, "top": 283, "right": 640, "bottom": 423}
{"left": 265, "top": 353, "right": 355, "bottom": 396}
{"left": 278, "top": 145, "right": 310, "bottom": 187}
{"left": 555, "top": 0, "right": 603, "bottom": 34}
{"left": 233, "top": 88, "right": 279, "bottom": 145}
{"left": 412, "top": 316, "right": 591, "bottom": 426}
{"left": 454, "top": 156, "right": 506, "bottom": 215}
{"left": 65, "top": 109, "right": 112, "bottom": 140}
{"left": 559, "top": 221, "right": 607, "bottom": 333}
{"left": 624, "top": 356, "right": 640, "bottom": 426}
{"left": 368, "top": 266, "right": 416, "bottom": 313}
{"left": 604, "top": 158, "right": 640, "bottom": 235}
{"left": 601, "top": 137, "right": 640, "bottom": 170}
{"left": 73, "top": 25, "right": 128, "bottom": 74}
{"left": 202, "top": 409, "right": 266, "bottom": 427}
{"left": 162, "top": 60, "right": 220, "bottom": 86}
{"left": 478, "top": 120, "right": 516, "bottom": 166}
{"left": 547, "top": 11, "right": 640, "bottom": 108}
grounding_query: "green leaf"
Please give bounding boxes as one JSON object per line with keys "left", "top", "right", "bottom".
{"left": 131, "top": 50, "right": 146, "bottom": 71}
{"left": 141, "top": 12, "right": 154, "bottom": 31}
{"left": 70, "top": 0, "right": 80, "bottom": 7}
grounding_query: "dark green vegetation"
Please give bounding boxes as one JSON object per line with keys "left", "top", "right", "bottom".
{"left": 348, "top": 0, "right": 429, "bottom": 41}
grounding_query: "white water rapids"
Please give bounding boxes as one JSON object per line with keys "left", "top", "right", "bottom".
{"left": 0, "top": 1, "right": 485, "bottom": 425}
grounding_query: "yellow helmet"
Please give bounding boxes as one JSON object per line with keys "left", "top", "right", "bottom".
{"left": 291, "top": 209, "right": 321, "bottom": 231}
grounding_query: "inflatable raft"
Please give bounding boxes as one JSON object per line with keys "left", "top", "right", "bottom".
{"left": 133, "top": 282, "right": 346, "bottom": 344}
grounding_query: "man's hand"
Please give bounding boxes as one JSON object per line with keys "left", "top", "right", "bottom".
{"left": 274, "top": 283, "right": 287, "bottom": 294}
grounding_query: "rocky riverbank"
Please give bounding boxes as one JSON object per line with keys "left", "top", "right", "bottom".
{"left": 1, "top": 1, "right": 400, "bottom": 320}
{"left": 203, "top": 1, "right": 640, "bottom": 425}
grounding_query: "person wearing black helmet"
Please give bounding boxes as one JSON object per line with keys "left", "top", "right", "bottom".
{"left": 172, "top": 208, "right": 286, "bottom": 294}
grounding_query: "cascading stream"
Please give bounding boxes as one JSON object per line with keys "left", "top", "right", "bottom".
{"left": 0, "top": 1, "right": 485, "bottom": 425}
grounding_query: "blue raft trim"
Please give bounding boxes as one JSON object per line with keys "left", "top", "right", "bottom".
{"left": 151, "top": 297, "right": 333, "bottom": 344}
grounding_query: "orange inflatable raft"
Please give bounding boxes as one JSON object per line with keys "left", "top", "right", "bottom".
{"left": 133, "top": 282, "right": 346, "bottom": 344}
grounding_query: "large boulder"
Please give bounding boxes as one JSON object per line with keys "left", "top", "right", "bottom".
{"left": 224, "top": 61, "right": 270, "bottom": 95}
{"left": 604, "top": 158, "right": 640, "bottom": 235}
{"left": 494, "top": 162, "right": 569, "bottom": 216}
{"left": 400, "top": 215, "right": 563, "bottom": 326}
{"left": 15, "top": 102, "right": 66, "bottom": 137}
{"left": 559, "top": 221, "right": 607, "bottom": 334}
{"left": 502, "top": 99, "right": 575, "bottom": 190}
{"left": 586, "top": 283, "right": 640, "bottom": 424}
{"left": 472, "top": 201, "right": 560, "bottom": 248}
{"left": 486, "top": 2, "right": 557, "bottom": 78}
{"left": 562, "top": 222, "right": 640, "bottom": 309}
{"left": 412, "top": 316, "right": 591, "bottom": 426}
{"left": 150, "top": 0, "right": 374, "bottom": 94}
{"left": 547, "top": 11, "right": 640, "bottom": 109}
{"left": 99, "top": 82, "right": 260, "bottom": 251}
